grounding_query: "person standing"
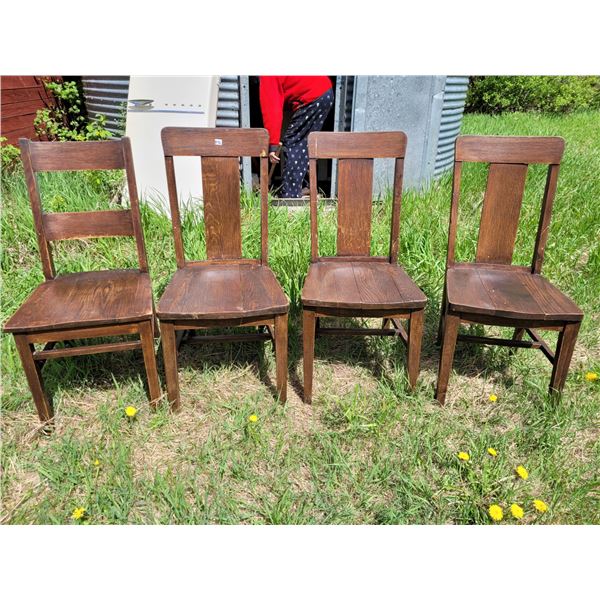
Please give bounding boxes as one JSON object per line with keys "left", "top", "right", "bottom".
{"left": 259, "top": 76, "right": 334, "bottom": 198}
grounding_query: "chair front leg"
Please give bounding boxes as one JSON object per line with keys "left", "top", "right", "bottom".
{"left": 407, "top": 309, "right": 424, "bottom": 389}
{"left": 139, "top": 319, "right": 162, "bottom": 409}
{"left": 549, "top": 321, "right": 581, "bottom": 394}
{"left": 160, "top": 321, "right": 181, "bottom": 411}
{"left": 274, "top": 313, "right": 288, "bottom": 403}
{"left": 302, "top": 309, "right": 317, "bottom": 404}
{"left": 435, "top": 313, "right": 460, "bottom": 405}
{"left": 14, "top": 334, "right": 53, "bottom": 423}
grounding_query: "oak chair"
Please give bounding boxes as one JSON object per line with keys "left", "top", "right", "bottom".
{"left": 301, "top": 131, "right": 427, "bottom": 403}
{"left": 436, "top": 135, "right": 584, "bottom": 404}
{"left": 3, "top": 138, "right": 161, "bottom": 424}
{"left": 157, "top": 127, "right": 289, "bottom": 410}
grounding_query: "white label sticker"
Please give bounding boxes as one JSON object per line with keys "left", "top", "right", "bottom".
{"left": 214, "top": 139, "right": 223, "bottom": 146}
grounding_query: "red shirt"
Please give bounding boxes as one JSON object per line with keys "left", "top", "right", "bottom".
{"left": 259, "top": 76, "right": 332, "bottom": 146}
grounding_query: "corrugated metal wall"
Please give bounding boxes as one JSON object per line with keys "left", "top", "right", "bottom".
{"left": 216, "top": 76, "right": 241, "bottom": 127}
{"left": 81, "top": 76, "right": 130, "bottom": 137}
{"left": 434, "top": 76, "right": 469, "bottom": 177}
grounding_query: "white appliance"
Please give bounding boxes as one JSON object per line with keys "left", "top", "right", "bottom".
{"left": 125, "top": 76, "right": 219, "bottom": 214}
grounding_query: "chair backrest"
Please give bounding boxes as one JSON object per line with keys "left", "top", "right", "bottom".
{"left": 448, "top": 135, "right": 565, "bottom": 273}
{"left": 161, "top": 127, "right": 270, "bottom": 269}
{"left": 307, "top": 131, "right": 407, "bottom": 263}
{"left": 19, "top": 137, "right": 148, "bottom": 280}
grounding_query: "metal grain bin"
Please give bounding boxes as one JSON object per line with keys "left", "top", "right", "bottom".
{"left": 81, "top": 76, "right": 130, "bottom": 136}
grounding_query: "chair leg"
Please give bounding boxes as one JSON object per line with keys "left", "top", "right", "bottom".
{"left": 139, "top": 320, "right": 162, "bottom": 409}
{"left": 509, "top": 327, "right": 526, "bottom": 355}
{"left": 160, "top": 321, "right": 181, "bottom": 411}
{"left": 274, "top": 314, "right": 288, "bottom": 403}
{"left": 435, "top": 313, "right": 460, "bottom": 405}
{"left": 382, "top": 318, "right": 391, "bottom": 329}
{"left": 436, "top": 286, "right": 447, "bottom": 346}
{"left": 407, "top": 309, "right": 424, "bottom": 389}
{"left": 549, "top": 322, "right": 581, "bottom": 394}
{"left": 14, "top": 334, "right": 53, "bottom": 423}
{"left": 303, "top": 309, "right": 316, "bottom": 404}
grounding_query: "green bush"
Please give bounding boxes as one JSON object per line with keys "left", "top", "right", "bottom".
{"left": 34, "top": 79, "right": 111, "bottom": 141}
{"left": 466, "top": 76, "right": 600, "bottom": 114}
{"left": 1, "top": 137, "right": 21, "bottom": 176}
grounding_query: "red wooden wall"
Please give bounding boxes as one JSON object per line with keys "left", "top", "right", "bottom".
{"left": 1, "top": 76, "right": 58, "bottom": 145}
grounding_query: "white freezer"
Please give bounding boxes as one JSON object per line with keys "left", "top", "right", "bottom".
{"left": 125, "top": 76, "right": 219, "bottom": 214}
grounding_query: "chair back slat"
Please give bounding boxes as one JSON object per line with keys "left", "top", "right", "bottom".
{"left": 28, "top": 140, "right": 126, "bottom": 171}
{"left": 456, "top": 136, "right": 564, "bottom": 164}
{"left": 308, "top": 131, "right": 407, "bottom": 262}
{"left": 43, "top": 211, "right": 135, "bottom": 241}
{"left": 162, "top": 127, "right": 268, "bottom": 158}
{"left": 201, "top": 156, "right": 243, "bottom": 259}
{"left": 337, "top": 158, "right": 374, "bottom": 256}
{"left": 19, "top": 138, "right": 148, "bottom": 279}
{"left": 476, "top": 163, "right": 528, "bottom": 264}
{"left": 161, "top": 127, "right": 270, "bottom": 268}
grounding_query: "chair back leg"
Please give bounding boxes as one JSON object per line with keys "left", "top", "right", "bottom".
{"left": 302, "top": 310, "right": 317, "bottom": 403}
{"left": 550, "top": 322, "right": 581, "bottom": 393}
{"left": 435, "top": 313, "right": 460, "bottom": 405}
{"left": 274, "top": 314, "right": 288, "bottom": 402}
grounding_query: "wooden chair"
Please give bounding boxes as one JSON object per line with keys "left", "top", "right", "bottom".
{"left": 436, "top": 135, "right": 584, "bottom": 404}
{"left": 3, "top": 138, "right": 161, "bottom": 424}
{"left": 157, "top": 127, "right": 289, "bottom": 410}
{"left": 301, "top": 131, "right": 427, "bottom": 403}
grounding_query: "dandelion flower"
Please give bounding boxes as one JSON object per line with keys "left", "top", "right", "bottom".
{"left": 248, "top": 414, "right": 258, "bottom": 423}
{"left": 488, "top": 504, "right": 503, "bottom": 522}
{"left": 71, "top": 507, "right": 86, "bottom": 521}
{"left": 510, "top": 503, "right": 524, "bottom": 519}
{"left": 585, "top": 372, "right": 598, "bottom": 382}
{"left": 533, "top": 499, "right": 549, "bottom": 513}
{"left": 93, "top": 459, "right": 100, "bottom": 467}
{"left": 125, "top": 405, "right": 138, "bottom": 418}
{"left": 457, "top": 452, "right": 470, "bottom": 461}
{"left": 489, "top": 394, "right": 498, "bottom": 403}
{"left": 487, "top": 447, "right": 498, "bottom": 457}
{"left": 515, "top": 465, "right": 529, "bottom": 480}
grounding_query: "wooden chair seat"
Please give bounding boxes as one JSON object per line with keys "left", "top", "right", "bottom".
{"left": 4, "top": 269, "right": 154, "bottom": 334}
{"left": 446, "top": 264, "right": 583, "bottom": 322}
{"left": 302, "top": 261, "right": 427, "bottom": 311}
{"left": 157, "top": 263, "right": 289, "bottom": 321}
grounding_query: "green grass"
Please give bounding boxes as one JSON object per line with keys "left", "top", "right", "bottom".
{"left": 1, "top": 111, "right": 599, "bottom": 524}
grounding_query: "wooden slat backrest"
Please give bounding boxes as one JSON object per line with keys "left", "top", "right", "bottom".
{"left": 448, "top": 135, "right": 565, "bottom": 273}
{"left": 19, "top": 137, "right": 148, "bottom": 280}
{"left": 308, "top": 131, "right": 407, "bottom": 262}
{"left": 161, "top": 127, "right": 270, "bottom": 268}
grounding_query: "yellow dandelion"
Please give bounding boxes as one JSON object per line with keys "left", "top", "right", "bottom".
{"left": 488, "top": 504, "right": 503, "bottom": 522}
{"left": 248, "top": 414, "right": 258, "bottom": 423}
{"left": 125, "top": 405, "right": 138, "bottom": 418}
{"left": 533, "top": 499, "right": 549, "bottom": 513}
{"left": 93, "top": 459, "right": 100, "bottom": 467}
{"left": 489, "top": 394, "right": 498, "bottom": 402}
{"left": 515, "top": 465, "right": 529, "bottom": 480}
{"left": 510, "top": 503, "right": 524, "bottom": 519}
{"left": 487, "top": 447, "right": 498, "bottom": 457}
{"left": 585, "top": 372, "right": 598, "bottom": 382}
{"left": 457, "top": 452, "right": 470, "bottom": 461}
{"left": 71, "top": 507, "right": 86, "bottom": 520}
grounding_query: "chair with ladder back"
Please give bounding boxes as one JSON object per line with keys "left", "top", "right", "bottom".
{"left": 301, "top": 131, "right": 427, "bottom": 403}
{"left": 435, "top": 135, "right": 584, "bottom": 404}
{"left": 3, "top": 138, "right": 161, "bottom": 424}
{"left": 157, "top": 127, "right": 289, "bottom": 410}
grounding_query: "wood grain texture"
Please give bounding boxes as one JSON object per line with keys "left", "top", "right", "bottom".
{"left": 201, "top": 156, "right": 242, "bottom": 259}
{"left": 274, "top": 313, "right": 288, "bottom": 402}
{"left": 476, "top": 163, "right": 528, "bottom": 264}
{"left": 302, "top": 310, "right": 316, "bottom": 403}
{"left": 4, "top": 270, "right": 154, "bottom": 333}
{"left": 302, "top": 261, "right": 427, "bottom": 311}
{"left": 337, "top": 159, "right": 373, "bottom": 256}
{"left": 456, "top": 136, "right": 565, "bottom": 164}
{"left": 27, "top": 140, "right": 126, "bottom": 171}
{"left": 445, "top": 263, "right": 583, "bottom": 321}
{"left": 309, "top": 131, "right": 407, "bottom": 159}
{"left": 162, "top": 127, "right": 269, "bottom": 157}
{"left": 550, "top": 322, "right": 581, "bottom": 393}
{"left": 157, "top": 263, "right": 288, "bottom": 320}
{"left": 42, "top": 210, "right": 134, "bottom": 241}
